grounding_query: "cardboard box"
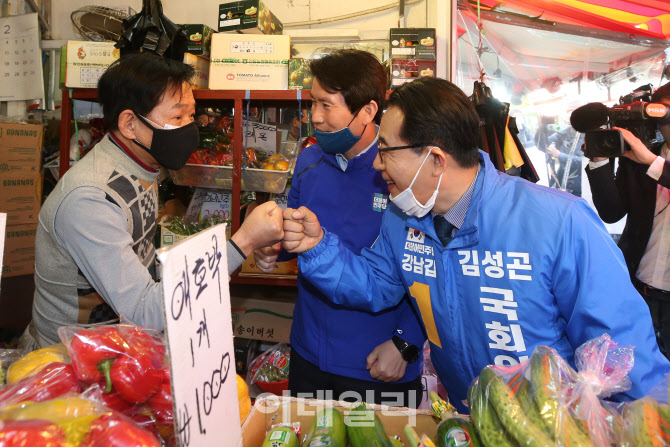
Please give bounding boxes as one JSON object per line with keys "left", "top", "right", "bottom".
{"left": 218, "top": 0, "right": 283, "bottom": 35}
{"left": 63, "top": 41, "right": 120, "bottom": 88}
{"left": 0, "top": 173, "right": 42, "bottom": 225}
{"left": 183, "top": 53, "right": 210, "bottom": 89}
{"left": 230, "top": 284, "right": 296, "bottom": 343}
{"left": 0, "top": 122, "right": 43, "bottom": 174}
{"left": 242, "top": 396, "right": 439, "bottom": 446}
{"left": 2, "top": 223, "right": 37, "bottom": 278}
{"left": 389, "top": 28, "right": 436, "bottom": 60}
{"left": 178, "top": 24, "right": 215, "bottom": 57}
{"left": 389, "top": 58, "right": 436, "bottom": 89}
{"left": 288, "top": 58, "right": 313, "bottom": 90}
{"left": 209, "top": 34, "right": 290, "bottom": 90}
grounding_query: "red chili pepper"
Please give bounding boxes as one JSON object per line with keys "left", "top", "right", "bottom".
{"left": 79, "top": 414, "right": 161, "bottom": 447}
{"left": 148, "top": 368, "right": 173, "bottom": 426}
{"left": 109, "top": 353, "right": 163, "bottom": 404}
{"left": 0, "top": 419, "right": 67, "bottom": 447}
{"left": 69, "top": 327, "right": 126, "bottom": 384}
{"left": 121, "top": 328, "right": 166, "bottom": 368}
{"left": 0, "top": 363, "right": 80, "bottom": 407}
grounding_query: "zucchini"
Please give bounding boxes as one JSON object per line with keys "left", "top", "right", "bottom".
{"left": 468, "top": 379, "right": 515, "bottom": 447}
{"left": 304, "top": 407, "right": 347, "bottom": 447}
{"left": 346, "top": 403, "right": 392, "bottom": 447}
{"left": 261, "top": 425, "right": 299, "bottom": 447}
{"left": 479, "top": 366, "right": 553, "bottom": 447}
{"left": 388, "top": 435, "right": 404, "bottom": 447}
{"left": 435, "top": 417, "right": 482, "bottom": 447}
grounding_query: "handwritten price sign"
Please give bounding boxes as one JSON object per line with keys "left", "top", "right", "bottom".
{"left": 157, "top": 224, "right": 242, "bottom": 447}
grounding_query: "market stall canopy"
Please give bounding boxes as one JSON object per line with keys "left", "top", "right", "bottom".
{"left": 458, "top": 0, "right": 670, "bottom": 94}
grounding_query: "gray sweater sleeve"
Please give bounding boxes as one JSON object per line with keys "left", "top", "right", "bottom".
{"left": 55, "top": 187, "right": 166, "bottom": 331}
{"left": 227, "top": 240, "right": 246, "bottom": 275}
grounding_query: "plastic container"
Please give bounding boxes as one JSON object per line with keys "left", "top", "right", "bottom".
{"left": 169, "top": 164, "right": 289, "bottom": 193}
{"left": 255, "top": 378, "right": 289, "bottom": 395}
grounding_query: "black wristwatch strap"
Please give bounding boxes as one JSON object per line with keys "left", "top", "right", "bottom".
{"left": 392, "top": 335, "right": 420, "bottom": 363}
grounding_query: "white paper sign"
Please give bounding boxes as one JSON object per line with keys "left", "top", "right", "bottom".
{"left": 157, "top": 224, "right": 242, "bottom": 447}
{"left": 0, "top": 213, "right": 6, "bottom": 273}
{"left": 0, "top": 13, "right": 44, "bottom": 101}
{"left": 242, "top": 120, "right": 277, "bottom": 160}
{"left": 200, "top": 189, "right": 232, "bottom": 220}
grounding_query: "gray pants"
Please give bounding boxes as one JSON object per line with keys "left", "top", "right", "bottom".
{"left": 17, "top": 321, "right": 49, "bottom": 353}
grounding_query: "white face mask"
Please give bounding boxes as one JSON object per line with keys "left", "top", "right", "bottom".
{"left": 140, "top": 114, "right": 180, "bottom": 130}
{"left": 390, "top": 148, "right": 443, "bottom": 218}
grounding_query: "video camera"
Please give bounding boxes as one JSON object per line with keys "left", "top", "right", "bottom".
{"left": 569, "top": 84, "right": 670, "bottom": 158}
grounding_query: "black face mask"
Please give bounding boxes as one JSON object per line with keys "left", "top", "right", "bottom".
{"left": 133, "top": 114, "right": 199, "bottom": 170}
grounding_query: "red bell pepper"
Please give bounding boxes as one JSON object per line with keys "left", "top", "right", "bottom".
{"left": 109, "top": 353, "right": 163, "bottom": 404}
{"left": 79, "top": 414, "right": 161, "bottom": 447}
{"left": 148, "top": 368, "right": 173, "bottom": 426}
{"left": 0, "top": 362, "right": 80, "bottom": 407}
{"left": 87, "top": 384, "right": 138, "bottom": 416}
{"left": 0, "top": 419, "right": 67, "bottom": 447}
{"left": 121, "top": 327, "right": 166, "bottom": 368}
{"left": 69, "top": 326, "right": 126, "bottom": 384}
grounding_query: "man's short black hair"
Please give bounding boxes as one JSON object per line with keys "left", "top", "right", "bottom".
{"left": 309, "top": 49, "right": 387, "bottom": 121}
{"left": 652, "top": 82, "right": 670, "bottom": 102}
{"left": 387, "top": 78, "right": 481, "bottom": 168}
{"left": 98, "top": 53, "right": 195, "bottom": 131}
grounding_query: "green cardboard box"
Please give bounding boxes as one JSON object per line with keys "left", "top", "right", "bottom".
{"left": 178, "top": 24, "right": 215, "bottom": 57}
{"left": 218, "top": 0, "right": 283, "bottom": 35}
{"left": 288, "top": 59, "right": 313, "bottom": 90}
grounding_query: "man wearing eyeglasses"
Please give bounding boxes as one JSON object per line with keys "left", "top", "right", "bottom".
{"left": 254, "top": 49, "right": 425, "bottom": 407}
{"left": 279, "top": 77, "right": 670, "bottom": 413}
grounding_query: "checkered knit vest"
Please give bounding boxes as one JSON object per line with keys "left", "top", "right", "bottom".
{"left": 32, "top": 135, "right": 158, "bottom": 345}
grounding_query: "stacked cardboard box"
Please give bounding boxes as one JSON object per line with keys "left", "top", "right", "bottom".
{"left": 61, "top": 41, "right": 119, "bottom": 89}
{"left": 0, "top": 122, "right": 44, "bottom": 277}
{"left": 388, "top": 28, "right": 436, "bottom": 89}
{"left": 218, "top": 0, "right": 283, "bottom": 35}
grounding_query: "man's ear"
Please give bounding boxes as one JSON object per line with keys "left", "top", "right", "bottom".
{"left": 360, "top": 100, "right": 379, "bottom": 126}
{"left": 431, "top": 146, "right": 447, "bottom": 176}
{"left": 117, "top": 110, "right": 138, "bottom": 140}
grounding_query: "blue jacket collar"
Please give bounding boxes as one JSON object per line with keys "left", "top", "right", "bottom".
{"left": 403, "top": 150, "right": 496, "bottom": 249}
{"left": 318, "top": 141, "right": 379, "bottom": 172}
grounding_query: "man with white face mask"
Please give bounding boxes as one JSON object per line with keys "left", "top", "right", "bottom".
{"left": 279, "top": 77, "right": 670, "bottom": 413}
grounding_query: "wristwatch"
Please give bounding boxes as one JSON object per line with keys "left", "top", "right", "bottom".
{"left": 392, "top": 335, "right": 420, "bottom": 363}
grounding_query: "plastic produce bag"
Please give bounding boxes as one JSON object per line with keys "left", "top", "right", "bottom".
{"left": 469, "top": 333, "right": 632, "bottom": 446}
{"left": 247, "top": 343, "right": 290, "bottom": 386}
{"left": 621, "top": 372, "right": 670, "bottom": 445}
{"left": 58, "top": 325, "right": 166, "bottom": 405}
{"left": 6, "top": 343, "right": 70, "bottom": 385}
{"left": 115, "top": 0, "right": 186, "bottom": 60}
{"left": 0, "top": 362, "right": 81, "bottom": 409}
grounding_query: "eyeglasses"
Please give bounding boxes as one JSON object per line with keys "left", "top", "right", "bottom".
{"left": 377, "top": 143, "right": 429, "bottom": 163}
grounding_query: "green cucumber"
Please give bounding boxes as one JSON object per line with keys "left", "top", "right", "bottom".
{"left": 480, "top": 366, "right": 553, "bottom": 447}
{"left": 469, "top": 379, "right": 515, "bottom": 447}
{"left": 304, "top": 407, "right": 347, "bottom": 447}
{"left": 435, "top": 417, "right": 482, "bottom": 447}
{"left": 261, "top": 426, "right": 299, "bottom": 447}
{"left": 346, "top": 403, "right": 392, "bottom": 447}
{"left": 388, "top": 435, "right": 404, "bottom": 447}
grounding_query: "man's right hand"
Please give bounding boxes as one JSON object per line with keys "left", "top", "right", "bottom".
{"left": 230, "top": 201, "right": 284, "bottom": 257}
{"left": 282, "top": 206, "right": 324, "bottom": 253}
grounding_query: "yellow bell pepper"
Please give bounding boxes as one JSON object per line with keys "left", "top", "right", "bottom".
{"left": 237, "top": 374, "right": 251, "bottom": 425}
{"left": 0, "top": 396, "right": 99, "bottom": 422}
{"left": 7, "top": 343, "right": 70, "bottom": 385}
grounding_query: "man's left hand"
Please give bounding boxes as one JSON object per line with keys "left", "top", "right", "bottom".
{"left": 366, "top": 339, "right": 407, "bottom": 383}
{"left": 614, "top": 126, "right": 658, "bottom": 165}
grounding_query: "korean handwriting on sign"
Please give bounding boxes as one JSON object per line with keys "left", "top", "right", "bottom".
{"left": 169, "top": 233, "right": 227, "bottom": 443}
{"left": 245, "top": 123, "right": 275, "bottom": 143}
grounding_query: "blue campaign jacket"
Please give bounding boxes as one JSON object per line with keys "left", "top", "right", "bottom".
{"left": 283, "top": 142, "right": 425, "bottom": 383}
{"left": 298, "top": 150, "right": 670, "bottom": 412}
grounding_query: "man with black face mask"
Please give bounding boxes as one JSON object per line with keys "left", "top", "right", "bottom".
{"left": 255, "top": 49, "right": 425, "bottom": 408}
{"left": 21, "top": 53, "right": 285, "bottom": 349}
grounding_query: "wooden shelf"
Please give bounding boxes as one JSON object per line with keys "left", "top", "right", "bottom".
{"left": 60, "top": 87, "right": 306, "bottom": 288}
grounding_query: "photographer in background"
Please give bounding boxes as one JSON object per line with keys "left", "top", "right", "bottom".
{"left": 585, "top": 82, "right": 670, "bottom": 358}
